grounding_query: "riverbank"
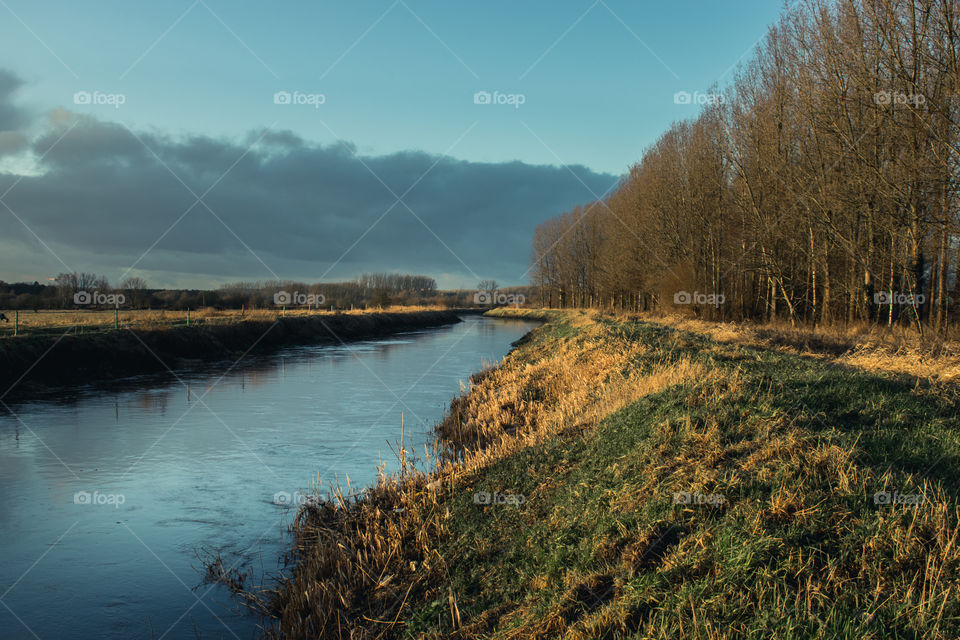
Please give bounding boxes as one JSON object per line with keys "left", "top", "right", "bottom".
{"left": 271, "top": 308, "right": 960, "bottom": 639}
{"left": 0, "top": 310, "right": 463, "bottom": 401}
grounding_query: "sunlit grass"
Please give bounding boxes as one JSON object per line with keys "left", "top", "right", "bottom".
{"left": 269, "top": 308, "right": 960, "bottom": 639}
{"left": 0, "top": 304, "right": 455, "bottom": 337}
{"left": 490, "top": 307, "right": 960, "bottom": 384}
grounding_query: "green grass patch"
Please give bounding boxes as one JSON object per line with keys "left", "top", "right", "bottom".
{"left": 404, "top": 314, "right": 960, "bottom": 639}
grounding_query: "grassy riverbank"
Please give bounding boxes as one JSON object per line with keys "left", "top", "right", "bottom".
{"left": 272, "top": 309, "right": 960, "bottom": 639}
{"left": 0, "top": 305, "right": 461, "bottom": 338}
{"left": 0, "top": 309, "right": 462, "bottom": 400}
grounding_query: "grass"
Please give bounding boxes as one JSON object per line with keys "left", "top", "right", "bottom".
{"left": 619, "top": 310, "right": 960, "bottom": 384}
{"left": 0, "top": 305, "right": 455, "bottom": 339}
{"left": 269, "top": 309, "right": 960, "bottom": 639}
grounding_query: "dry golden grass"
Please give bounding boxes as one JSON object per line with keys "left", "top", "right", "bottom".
{"left": 269, "top": 309, "right": 960, "bottom": 639}
{"left": 632, "top": 312, "right": 960, "bottom": 384}
{"left": 0, "top": 305, "right": 454, "bottom": 335}
{"left": 271, "top": 310, "right": 725, "bottom": 639}
{"left": 495, "top": 308, "right": 960, "bottom": 385}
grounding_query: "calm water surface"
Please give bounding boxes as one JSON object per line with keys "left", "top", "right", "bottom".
{"left": 0, "top": 315, "right": 539, "bottom": 639}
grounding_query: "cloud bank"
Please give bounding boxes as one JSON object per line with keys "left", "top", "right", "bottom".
{"left": 0, "top": 70, "right": 616, "bottom": 288}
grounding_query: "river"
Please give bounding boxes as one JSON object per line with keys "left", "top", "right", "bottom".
{"left": 0, "top": 315, "right": 539, "bottom": 639}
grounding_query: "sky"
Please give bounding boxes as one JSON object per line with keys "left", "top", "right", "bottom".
{"left": 0, "top": 0, "right": 785, "bottom": 289}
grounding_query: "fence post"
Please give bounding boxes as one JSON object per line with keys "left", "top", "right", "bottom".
{"left": 14, "top": 310, "right": 18, "bottom": 336}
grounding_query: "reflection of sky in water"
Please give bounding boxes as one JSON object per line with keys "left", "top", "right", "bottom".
{"left": 0, "top": 316, "right": 539, "bottom": 640}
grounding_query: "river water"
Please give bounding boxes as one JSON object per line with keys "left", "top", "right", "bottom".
{"left": 0, "top": 315, "right": 539, "bottom": 639}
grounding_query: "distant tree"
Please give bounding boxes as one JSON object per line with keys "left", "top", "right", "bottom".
{"left": 477, "top": 280, "right": 498, "bottom": 293}
{"left": 56, "top": 272, "right": 111, "bottom": 307}
{"left": 120, "top": 277, "right": 148, "bottom": 308}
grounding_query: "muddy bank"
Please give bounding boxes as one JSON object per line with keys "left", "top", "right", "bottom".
{"left": 0, "top": 310, "right": 462, "bottom": 401}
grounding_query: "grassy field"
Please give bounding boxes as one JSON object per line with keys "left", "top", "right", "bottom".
{"left": 270, "top": 308, "right": 960, "bottom": 639}
{"left": 0, "top": 305, "right": 453, "bottom": 338}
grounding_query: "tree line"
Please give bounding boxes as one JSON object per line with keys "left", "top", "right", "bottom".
{"left": 0, "top": 273, "right": 499, "bottom": 310}
{"left": 531, "top": 0, "right": 959, "bottom": 333}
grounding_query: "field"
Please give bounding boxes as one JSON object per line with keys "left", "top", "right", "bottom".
{"left": 269, "top": 308, "right": 960, "bottom": 639}
{"left": 0, "top": 305, "right": 454, "bottom": 338}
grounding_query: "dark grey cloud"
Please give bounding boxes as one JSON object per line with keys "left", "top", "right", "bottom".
{"left": 0, "top": 70, "right": 616, "bottom": 287}
{"left": 0, "top": 69, "right": 29, "bottom": 156}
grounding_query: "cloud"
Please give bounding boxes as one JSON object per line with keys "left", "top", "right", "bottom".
{"left": 0, "top": 69, "right": 29, "bottom": 156}
{"left": 0, "top": 70, "right": 615, "bottom": 288}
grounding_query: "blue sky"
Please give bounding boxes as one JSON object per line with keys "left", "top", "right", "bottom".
{"left": 4, "top": 0, "right": 781, "bottom": 173}
{"left": 0, "top": 1, "right": 785, "bottom": 288}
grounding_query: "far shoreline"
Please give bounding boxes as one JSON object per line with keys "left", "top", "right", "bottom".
{"left": 0, "top": 308, "right": 475, "bottom": 402}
